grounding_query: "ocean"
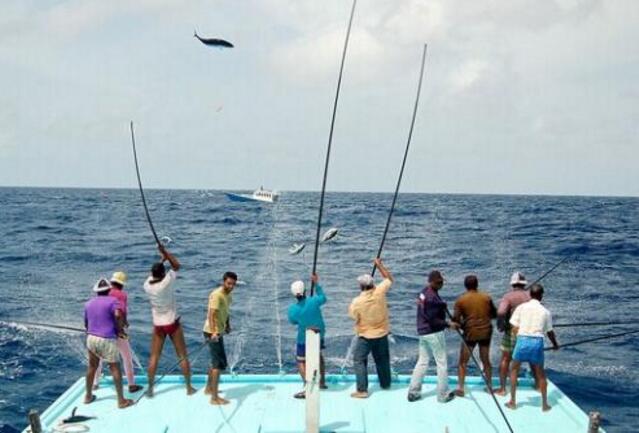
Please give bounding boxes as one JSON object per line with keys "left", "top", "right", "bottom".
{"left": 0, "top": 187, "right": 637, "bottom": 432}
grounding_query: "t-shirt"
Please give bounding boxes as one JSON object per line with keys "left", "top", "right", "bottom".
{"left": 497, "top": 289, "right": 530, "bottom": 331}
{"left": 109, "top": 288, "right": 128, "bottom": 316}
{"left": 84, "top": 296, "right": 118, "bottom": 339}
{"left": 144, "top": 270, "right": 178, "bottom": 326}
{"left": 348, "top": 278, "right": 392, "bottom": 339}
{"left": 203, "top": 286, "right": 232, "bottom": 334}
{"left": 288, "top": 284, "right": 327, "bottom": 344}
{"left": 453, "top": 290, "right": 497, "bottom": 341}
{"left": 510, "top": 299, "right": 553, "bottom": 338}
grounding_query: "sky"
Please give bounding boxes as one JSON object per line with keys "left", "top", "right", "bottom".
{"left": 0, "top": 0, "right": 637, "bottom": 196}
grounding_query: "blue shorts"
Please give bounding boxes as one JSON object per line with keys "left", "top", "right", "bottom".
{"left": 296, "top": 340, "right": 325, "bottom": 362}
{"left": 512, "top": 335, "right": 544, "bottom": 366}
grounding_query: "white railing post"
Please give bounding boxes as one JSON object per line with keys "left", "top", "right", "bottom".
{"left": 305, "top": 328, "right": 320, "bottom": 433}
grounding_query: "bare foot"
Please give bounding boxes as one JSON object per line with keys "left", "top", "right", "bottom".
{"left": 542, "top": 404, "right": 552, "bottom": 412}
{"left": 146, "top": 388, "right": 154, "bottom": 399}
{"left": 505, "top": 401, "right": 517, "bottom": 410}
{"left": 186, "top": 386, "right": 197, "bottom": 396}
{"left": 128, "top": 384, "right": 144, "bottom": 393}
{"left": 118, "top": 398, "right": 135, "bottom": 409}
{"left": 84, "top": 394, "right": 96, "bottom": 404}
{"left": 204, "top": 388, "right": 213, "bottom": 395}
{"left": 320, "top": 383, "right": 328, "bottom": 390}
{"left": 350, "top": 391, "right": 369, "bottom": 399}
{"left": 454, "top": 389, "right": 465, "bottom": 397}
{"left": 210, "top": 397, "right": 230, "bottom": 405}
{"left": 494, "top": 389, "right": 507, "bottom": 396}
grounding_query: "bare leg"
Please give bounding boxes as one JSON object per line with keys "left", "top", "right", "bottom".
{"left": 146, "top": 331, "right": 166, "bottom": 398}
{"left": 209, "top": 368, "right": 229, "bottom": 405}
{"left": 319, "top": 355, "right": 327, "bottom": 388}
{"left": 93, "top": 359, "right": 103, "bottom": 390}
{"left": 456, "top": 343, "right": 471, "bottom": 397}
{"left": 479, "top": 345, "right": 492, "bottom": 392}
{"left": 109, "top": 362, "right": 134, "bottom": 408}
{"left": 506, "top": 360, "right": 521, "bottom": 409}
{"left": 531, "top": 364, "right": 551, "bottom": 411}
{"left": 495, "top": 351, "right": 511, "bottom": 396}
{"left": 297, "top": 361, "right": 306, "bottom": 382}
{"left": 85, "top": 351, "right": 100, "bottom": 403}
{"left": 169, "top": 326, "right": 196, "bottom": 395}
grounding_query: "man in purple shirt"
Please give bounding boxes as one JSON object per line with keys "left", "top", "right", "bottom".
{"left": 84, "top": 278, "right": 133, "bottom": 409}
{"left": 407, "top": 270, "right": 456, "bottom": 403}
{"left": 495, "top": 272, "right": 531, "bottom": 396}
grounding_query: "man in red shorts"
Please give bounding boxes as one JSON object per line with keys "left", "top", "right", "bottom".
{"left": 143, "top": 245, "right": 196, "bottom": 397}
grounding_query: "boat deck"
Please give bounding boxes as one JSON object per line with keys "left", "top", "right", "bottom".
{"left": 25, "top": 374, "right": 600, "bottom": 433}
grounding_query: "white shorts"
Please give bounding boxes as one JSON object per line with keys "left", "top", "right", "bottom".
{"left": 87, "top": 335, "right": 119, "bottom": 363}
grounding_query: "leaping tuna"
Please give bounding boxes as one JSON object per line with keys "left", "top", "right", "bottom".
{"left": 321, "top": 228, "right": 339, "bottom": 243}
{"left": 194, "top": 30, "right": 234, "bottom": 48}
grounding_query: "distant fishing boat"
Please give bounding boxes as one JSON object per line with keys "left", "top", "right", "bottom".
{"left": 225, "top": 187, "right": 280, "bottom": 203}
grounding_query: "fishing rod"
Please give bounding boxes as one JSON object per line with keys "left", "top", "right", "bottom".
{"left": 525, "top": 256, "right": 572, "bottom": 290}
{"left": 310, "top": 0, "right": 357, "bottom": 296}
{"left": 436, "top": 295, "right": 515, "bottom": 433}
{"left": 130, "top": 121, "right": 162, "bottom": 247}
{"left": 554, "top": 320, "right": 639, "bottom": 328}
{"left": 371, "top": 44, "right": 428, "bottom": 277}
{"left": 136, "top": 340, "right": 209, "bottom": 404}
{"left": 3, "top": 320, "right": 85, "bottom": 333}
{"left": 544, "top": 328, "right": 639, "bottom": 351}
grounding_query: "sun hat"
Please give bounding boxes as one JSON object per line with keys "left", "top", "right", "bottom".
{"left": 291, "top": 280, "right": 305, "bottom": 296}
{"left": 93, "top": 278, "right": 112, "bottom": 293}
{"left": 510, "top": 272, "right": 527, "bottom": 286}
{"left": 110, "top": 271, "right": 128, "bottom": 286}
{"left": 357, "top": 274, "right": 374, "bottom": 288}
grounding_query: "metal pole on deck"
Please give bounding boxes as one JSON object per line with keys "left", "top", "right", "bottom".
{"left": 27, "top": 409, "right": 42, "bottom": 433}
{"left": 305, "top": 329, "right": 321, "bottom": 433}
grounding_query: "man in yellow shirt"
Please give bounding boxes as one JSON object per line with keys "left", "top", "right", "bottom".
{"left": 203, "top": 271, "right": 237, "bottom": 405}
{"left": 348, "top": 258, "right": 394, "bottom": 398}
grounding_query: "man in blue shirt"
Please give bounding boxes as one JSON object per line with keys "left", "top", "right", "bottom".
{"left": 288, "top": 273, "right": 327, "bottom": 399}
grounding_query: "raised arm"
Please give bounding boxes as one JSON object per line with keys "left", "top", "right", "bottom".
{"left": 311, "top": 273, "right": 327, "bottom": 305}
{"left": 160, "top": 245, "right": 181, "bottom": 272}
{"left": 374, "top": 258, "right": 393, "bottom": 282}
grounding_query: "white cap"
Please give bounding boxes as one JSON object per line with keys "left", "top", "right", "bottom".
{"left": 93, "top": 278, "right": 112, "bottom": 293}
{"left": 510, "top": 272, "right": 527, "bottom": 286}
{"left": 291, "top": 280, "right": 305, "bottom": 296}
{"left": 357, "top": 274, "right": 374, "bottom": 288}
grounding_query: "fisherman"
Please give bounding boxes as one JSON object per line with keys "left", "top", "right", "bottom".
{"left": 407, "top": 270, "right": 456, "bottom": 403}
{"left": 203, "top": 271, "right": 238, "bottom": 405}
{"left": 144, "top": 246, "right": 196, "bottom": 397}
{"left": 288, "top": 273, "right": 327, "bottom": 399}
{"left": 93, "top": 271, "right": 143, "bottom": 394}
{"left": 348, "top": 258, "right": 393, "bottom": 398}
{"left": 495, "top": 272, "right": 532, "bottom": 396}
{"left": 83, "top": 278, "right": 134, "bottom": 409}
{"left": 506, "top": 283, "right": 559, "bottom": 411}
{"left": 453, "top": 275, "right": 497, "bottom": 396}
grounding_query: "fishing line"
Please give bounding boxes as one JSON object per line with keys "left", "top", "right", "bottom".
{"left": 436, "top": 294, "right": 515, "bottom": 433}
{"left": 310, "top": 0, "right": 356, "bottom": 296}
{"left": 130, "top": 121, "right": 162, "bottom": 247}
{"left": 554, "top": 320, "right": 639, "bottom": 328}
{"left": 544, "top": 328, "right": 639, "bottom": 351}
{"left": 372, "top": 43, "right": 428, "bottom": 276}
{"left": 524, "top": 256, "right": 572, "bottom": 290}
{"left": 3, "top": 320, "right": 85, "bottom": 333}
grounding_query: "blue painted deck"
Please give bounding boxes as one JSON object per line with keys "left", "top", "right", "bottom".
{"left": 24, "top": 374, "right": 602, "bottom": 433}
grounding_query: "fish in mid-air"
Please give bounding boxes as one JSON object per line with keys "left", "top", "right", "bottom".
{"left": 289, "top": 243, "right": 306, "bottom": 255}
{"left": 194, "top": 30, "right": 234, "bottom": 48}
{"left": 321, "top": 228, "right": 339, "bottom": 243}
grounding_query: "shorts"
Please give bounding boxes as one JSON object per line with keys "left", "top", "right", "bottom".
{"left": 296, "top": 339, "right": 325, "bottom": 362}
{"left": 500, "top": 330, "right": 516, "bottom": 353}
{"left": 87, "top": 335, "right": 119, "bottom": 363}
{"left": 512, "top": 335, "right": 544, "bottom": 366}
{"left": 154, "top": 318, "right": 181, "bottom": 337}
{"left": 464, "top": 337, "right": 491, "bottom": 349}
{"left": 204, "top": 332, "right": 228, "bottom": 370}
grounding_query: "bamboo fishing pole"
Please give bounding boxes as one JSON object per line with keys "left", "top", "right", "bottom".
{"left": 130, "top": 121, "right": 162, "bottom": 248}
{"left": 310, "top": 0, "right": 357, "bottom": 296}
{"left": 544, "top": 328, "right": 639, "bottom": 351}
{"left": 372, "top": 43, "right": 428, "bottom": 277}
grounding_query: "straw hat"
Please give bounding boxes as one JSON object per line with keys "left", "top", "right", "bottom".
{"left": 110, "top": 271, "right": 128, "bottom": 286}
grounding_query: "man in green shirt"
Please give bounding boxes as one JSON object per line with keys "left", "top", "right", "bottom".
{"left": 203, "top": 271, "right": 237, "bottom": 405}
